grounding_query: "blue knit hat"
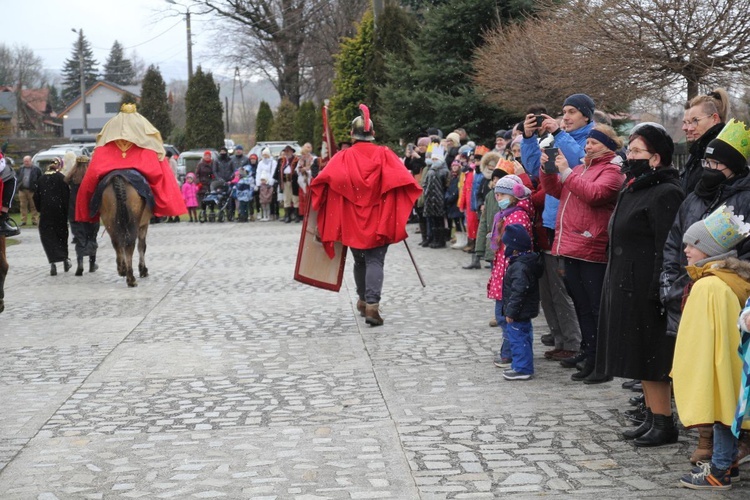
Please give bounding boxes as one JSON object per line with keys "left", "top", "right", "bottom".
{"left": 563, "top": 94, "right": 596, "bottom": 122}
{"left": 502, "top": 224, "right": 532, "bottom": 256}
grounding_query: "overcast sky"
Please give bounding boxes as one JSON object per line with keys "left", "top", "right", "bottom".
{"left": 7, "top": 0, "right": 226, "bottom": 84}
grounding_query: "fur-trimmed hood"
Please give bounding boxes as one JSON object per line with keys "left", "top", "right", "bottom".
{"left": 688, "top": 256, "right": 750, "bottom": 306}
{"left": 480, "top": 152, "right": 501, "bottom": 179}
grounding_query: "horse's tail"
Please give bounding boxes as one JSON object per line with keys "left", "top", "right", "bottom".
{"left": 111, "top": 176, "right": 137, "bottom": 246}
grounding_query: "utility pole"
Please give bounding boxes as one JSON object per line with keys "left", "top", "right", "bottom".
{"left": 72, "top": 28, "right": 88, "bottom": 134}
{"left": 373, "top": 0, "right": 384, "bottom": 30}
{"left": 166, "top": 0, "right": 193, "bottom": 81}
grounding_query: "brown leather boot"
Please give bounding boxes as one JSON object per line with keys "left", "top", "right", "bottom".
{"left": 365, "top": 303, "right": 384, "bottom": 326}
{"left": 356, "top": 300, "right": 366, "bottom": 317}
{"left": 462, "top": 238, "right": 475, "bottom": 252}
{"left": 690, "top": 426, "right": 713, "bottom": 464}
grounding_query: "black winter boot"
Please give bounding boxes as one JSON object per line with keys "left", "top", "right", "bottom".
{"left": 284, "top": 210, "right": 292, "bottom": 223}
{"left": 75, "top": 257, "right": 84, "bottom": 276}
{"left": 623, "top": 407, "right": 652, "bottom": 439}
{"left": 430, "top": 228, "right": 446, "bottom": 248}
{"left": 89, "top": 256, "right": 98, "bottom": 273}
{"left": 294, "top": 208, "right": 301, "bottom": 222}
{"left": 634, "top": 413, "right": 678, "bottom": 447}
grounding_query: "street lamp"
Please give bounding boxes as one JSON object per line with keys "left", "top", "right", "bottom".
{"left": 165, "top": 0, "right": 193, "bottom": 81}
{"left": 71, "top": 28, "right": 88, "bottom": 134}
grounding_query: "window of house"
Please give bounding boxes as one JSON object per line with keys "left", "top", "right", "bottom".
{"left": 105, "top": 102, "right": 119, "bottom": 114}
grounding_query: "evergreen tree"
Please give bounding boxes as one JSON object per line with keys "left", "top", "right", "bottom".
{"left": 379, "top": 0, "right": 533, "bottom": 143}
{"left": 103, "top": 41, "right": 137, "bottom": 85}
{"left": 119, "top": 91, "right": 139, "bottom": 108}
{"left": 139, "top": 65, "right": 173, "bottom": 139}
{"left": 61, "top": 31, "right": 99, "bottom": 104}
{"left": 330, "top": 11, "right": 375, "bottom": 143}
{"left": 270, "top": 99, "right": 297, "bottom": 141}
{"left": 47, "top": 85, "right": 65, "bottom": 114}
{"left": 255, "top": 101, "right": 274, "bottom": 142}
{"left": 185, "top": 66, "right": 224, "bottom": 149}
{"left": 294, "top": 101, "right": 317, "bottom": 146}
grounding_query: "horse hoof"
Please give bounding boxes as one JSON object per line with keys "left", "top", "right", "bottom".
{"left": 140, "top": 269, "right": 149, "bottom": 278}
{"left": 127, "top": 281, "right": 137, "bottom": 287}
{"left": 0, "top": 300, "right": 4, "bottom": 314}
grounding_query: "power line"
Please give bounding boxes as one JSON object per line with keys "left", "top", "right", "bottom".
{"left": 91, "top": 20, "right": 183, "bottom": 51}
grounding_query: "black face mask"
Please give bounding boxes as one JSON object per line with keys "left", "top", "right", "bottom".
{"left": 622, "top": 159, "right": 651, "bottom": 178}
{"left": 514, "top": 156, "right": 522, "bottom": 163}
{"left": 220, "top": 153, "right": 228, "bottom": 159}
{"left": 694, "top": 167, "right": 728, "bottom": 198}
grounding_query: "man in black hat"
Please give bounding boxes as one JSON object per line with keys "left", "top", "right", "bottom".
{"left": 278, "top": 145, "right": 299, "bottom": 222}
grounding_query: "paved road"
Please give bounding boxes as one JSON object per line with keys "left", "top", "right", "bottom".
{"left": 0, "top": 220, "right": 746, "bottom": 499}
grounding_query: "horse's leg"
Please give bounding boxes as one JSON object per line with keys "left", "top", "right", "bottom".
{"left": 125, "top": 239, "right": 137, "bottom": 287}
{"left": 138, "top": 213, "right": 150, "bottom": 278}
{"left": 0, "top": 236, "right": 7, "bottom": 314}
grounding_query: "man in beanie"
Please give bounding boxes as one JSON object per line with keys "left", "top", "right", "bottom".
{"left": 500, "top": 224, "right": 543, "bottom": 380}
{"left": 673, "top": 205, "right": 750, "bottom": 490}
{"left": 310, "top": 104, "right": 422, "bottom": 326}
{"left": 520, "top": 95, "right": 593, "bottom": 364}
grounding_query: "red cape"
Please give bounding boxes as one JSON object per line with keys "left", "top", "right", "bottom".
{"left": 310, "top": 141, "right": 422, "bottom": 257}
{"left": 75, "top": 142, "right": 187, "bottom": 222}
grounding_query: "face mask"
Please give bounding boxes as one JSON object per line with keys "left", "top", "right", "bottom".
{"left": 514, "top": 156, "right": 522, "bottom": 163}
{"left": 498, "top": 198, "right": 511, "bottom": 210}
{"left": 700, "top": 167, "right": 727, "bottom": 188}
{"left": 220, "top": 153, "right": 228, "bottom": 159}
{"left": 622, "top": 159, "right": 651, "bottom": 178}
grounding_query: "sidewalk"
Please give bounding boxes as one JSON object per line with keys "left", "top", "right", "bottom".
{"left": 0, "top": 221, "right": 745, "bottom": 499}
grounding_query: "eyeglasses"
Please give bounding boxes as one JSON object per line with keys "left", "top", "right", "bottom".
{"left": 701, "top": 159, "right": 725, "bottom": 170}
{"left": 682, "top": 115, "right": 712, "bottom": 128}
{"left": 626, "top": 147, "right": 652, "bottom": 156}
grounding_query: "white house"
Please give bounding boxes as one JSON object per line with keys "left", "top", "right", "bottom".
{"left": 61, "top": 81, "right": 140, "bottom": 137}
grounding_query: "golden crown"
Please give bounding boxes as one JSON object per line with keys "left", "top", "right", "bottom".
{"left": 716, "top": 119, "right": 750, "bottom": 160}
{"left": 120, "top": 103, "right": 137, "bottom": 114}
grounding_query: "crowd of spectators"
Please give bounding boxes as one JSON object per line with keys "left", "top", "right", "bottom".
{"left": 400, "top": 90, "right": 750, "bottom": 490}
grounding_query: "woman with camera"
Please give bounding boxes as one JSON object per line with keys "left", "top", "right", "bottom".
{"left": 540, "top": 123, "right": 625, "bottom": 383}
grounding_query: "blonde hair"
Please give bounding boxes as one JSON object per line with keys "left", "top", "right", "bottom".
{"left": 687, "top": 88, "right": 730, "bottom": 122}
{"left": 593, "top": 124, "right": 624, "bottom": 150}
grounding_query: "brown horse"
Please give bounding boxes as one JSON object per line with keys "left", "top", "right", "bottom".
{"left": 0, "top": 235, "right": 7, "bottom": 313}
{"left": 99, "top": 174, "right": 151, "bottom": 287}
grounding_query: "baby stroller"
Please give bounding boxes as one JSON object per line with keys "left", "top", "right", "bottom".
{"left": 198, "top": 180, "right": 234, "bottom": 222}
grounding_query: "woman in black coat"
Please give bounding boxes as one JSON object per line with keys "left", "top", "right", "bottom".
{"left": 598, "top": 124, "right": 684, "bottom": 447}
{"left": 34, "top": 159, "right": 70, "bottom": 275}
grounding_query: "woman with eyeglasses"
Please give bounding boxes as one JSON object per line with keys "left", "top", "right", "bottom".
{"left": 661, "top": 119, "right": 750, "bottom": 464}
{"left": 597, "top": 124, "right": 684, "bottom": 446}
{"left": 680, "top": 89, "right": 729, "bottom": 194}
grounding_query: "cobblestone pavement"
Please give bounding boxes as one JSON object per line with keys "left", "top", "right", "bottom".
{"left": 0, "top": 220, "right": 746, "bottom": 499}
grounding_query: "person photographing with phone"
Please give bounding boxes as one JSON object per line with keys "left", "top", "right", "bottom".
{"left": 540, "top": 123, "right": 625, "bottom": 383}
{"left": 520, "top": 96, "right": 597, "bottom": 367}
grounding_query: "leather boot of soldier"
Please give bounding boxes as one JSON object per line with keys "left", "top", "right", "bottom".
{"left": 0, "top": 212, "right": 20, "bottom": 237}
{"left": 75, "top": 257, "right": 84, "bottom": 276}
{"left": 365, "top": 303, "right": 384, "bottom": 327}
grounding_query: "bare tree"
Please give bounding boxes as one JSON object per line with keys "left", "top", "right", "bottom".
{"left": 195, "top": 0, "right": 367, "bottom": 104}
{"left": 475, "top": 0, "right": 750, "bottom": 113}
{"left": 474, "top": 12, "right": 645, "bottom": 114}
{"left": 564, "top": 0, "right": 750, "bottom": 100}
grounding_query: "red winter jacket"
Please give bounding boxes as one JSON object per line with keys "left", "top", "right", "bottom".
{"left": 540, "top": 152, "right": 624, "bottom": 263}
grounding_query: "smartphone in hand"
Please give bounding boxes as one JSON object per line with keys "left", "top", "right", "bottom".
{"left": 535, "top": 115, "right": 544, "bottom": 128}
{"left": 543, "top": 147, "right": 559, "bottom": 174}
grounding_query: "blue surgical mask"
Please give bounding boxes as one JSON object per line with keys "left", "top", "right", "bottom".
{"left": 498, "top": 198, "right": 511, "bottom": 210}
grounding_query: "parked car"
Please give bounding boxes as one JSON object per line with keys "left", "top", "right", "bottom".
{"left": 248, "top": 141, "right": 301, "bottom": 159}
{"left": 164, "top": 144, "right": 180, "bottom": 160}
{"left": 32, "top": 146, "right": 87, "bottom": 170}
{"left": 176, "top": 149, "right": 218, "bottom": 182}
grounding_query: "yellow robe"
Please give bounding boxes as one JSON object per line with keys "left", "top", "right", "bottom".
{"left": 672, "top": 259, "right": 750, "bottom": 429}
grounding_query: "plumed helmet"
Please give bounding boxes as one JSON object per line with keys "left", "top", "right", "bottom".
{"left": 350, "top": 104, "right": 375, "bottom": 141}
